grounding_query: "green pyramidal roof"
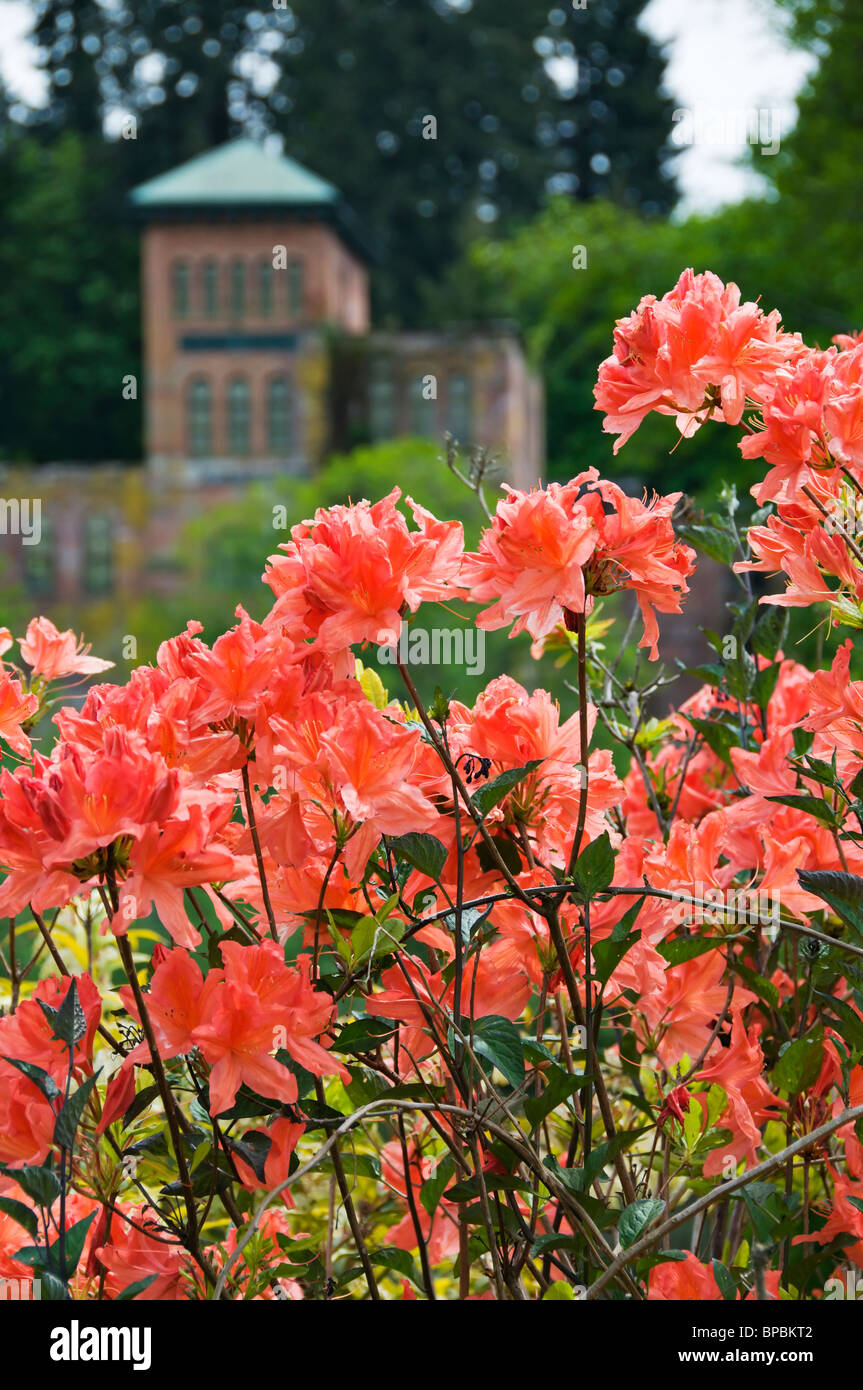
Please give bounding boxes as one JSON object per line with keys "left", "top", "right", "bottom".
{"left": 129, "top": 138, "right": 341, "bottom": 209}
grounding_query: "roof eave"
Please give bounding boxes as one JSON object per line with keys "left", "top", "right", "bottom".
{"left": 127, "top": 196, "right": 379, "bottom": 265}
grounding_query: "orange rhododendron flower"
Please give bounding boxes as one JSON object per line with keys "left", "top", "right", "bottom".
{"left": 19, "top": 616, "right": 114, "bottom": 680}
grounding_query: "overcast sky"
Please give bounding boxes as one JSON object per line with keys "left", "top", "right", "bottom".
{"left": 0, "top": 0, "right": 817, "bottom": 212}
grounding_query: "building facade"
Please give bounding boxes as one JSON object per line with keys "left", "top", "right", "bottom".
{"left": 0, "top": 139, "right": 544, "bottom": 633}
{"left": 132, "top": 138, "right": 543, "bottom": 486}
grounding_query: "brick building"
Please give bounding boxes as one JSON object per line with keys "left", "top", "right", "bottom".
{"left": 131, "top": 138, "right": 543, "bottom": 485}
{"left": 0, "top": 138, "right": 544, "bottom": 625}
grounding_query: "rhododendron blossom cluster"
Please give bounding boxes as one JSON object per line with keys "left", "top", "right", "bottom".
{"left": 3, "top": 276, "right": 863, "bottom": 1305}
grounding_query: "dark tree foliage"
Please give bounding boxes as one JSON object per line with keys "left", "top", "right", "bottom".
{"left": 0, "top": 0, "right": 676, "bottom": 461}
{"left": 269, "top": 0, "right": 677, "bottom": 317}
{"left": 24, "top": 0, "right": 676, "bottom": 309}
{"left": 0, "top": 128, "right": 141, "bottom": 463}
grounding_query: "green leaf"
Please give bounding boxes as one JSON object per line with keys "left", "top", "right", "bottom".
{"left": 429, "top": 687, "right": 450, "bottom": 724}
{"left": 442, "top": 905, "right": 492, "bottom": 945}
{"left": 61, "top": 1211, "right": 96, "bottom": 1279}
{"left": 420, "top": 1154, "right": 456, "bottom": 1219}
{"left": 368, "top": 1245, "right": 422, "bottom": 1286}
{"left": 798, "top": 869, "right": 863, "bottom": 940}
{"left": 677, "top": 520, "right": 738, "bottom": 566}
{"left": 476, "top": 833, "right": 523, "bottom": 877}
{"left": 387, "top": 832, "right": 448, "bottom": 883}
{"left": 54, "top": 1072, "right": 100, "bottom": 1149}
{"left": 315, "top": 907, "right": 364, "bottom": 933}
{"left": 524, "top": 1068, "right": 582, "bottom": 1129}
{"left": 470, "top": 759, "right": 543, "bottom": 817}
{"left": 750, "top": 606, "right": 789, "bottom": 661}
{"left": 685, "top": 663, "right": 725, "bottom": 689}
{"left": 1, "top": 1057, "right": 61, "bottom": 1104}
{"left": 38, "top": 978, "right": 86, "bottom": 1047}
{"left": 706, "top": 1085, "right": 729, "bottom": 1129}
{"left": 773, "top": 1034, "right": 824, "bottom": 1095}
{"left": 795, "top": 754, "right": 840, "bottom": 790}
{"left": 530, "top": 1232, "right": 582, "bottom": 1257}
{"left": 736, "top": 1181, "right": 783, "bottom": 1243}
{"left": 682, "top": 1095, "right": 704, "bottom": 1149}
{"left": 321, "top": 1152, "right": 381, "bottom": 1182}
{"left": 351, "top": 914, "right": 406, "bottom": 964}
{"left": 543, "top": 1280, "right": 576, "bottom": 1300}
{"left": 618, "top": 1197, "right": 664, "bottom": 1249}
{"left": 712, "top": 1258, "right": 739, "bottom": 1301}
{"left": 39, "top": 1271, "right": 69, "bottom": 1301}
{"left": 725, "top": 647, "right": 757, "bottom": 703}
{"left": 471, "top": 1015, "right": 525, "bottom": 1089}
{"left": 585, "top": 1128, "right": 650, "bottom": 1183}
{"left": 733, "top": 961, "right": 780, "bottom": 1011}
{"left": 12, "top": 1164, "right": 61, "bottom": 1208}
{"left": 766, "top": 794, "right": 838, "bottom": 826}
{"left": 571, "top": 831, "right": 615, "bottom": 899}
{"left": 544, "top": 1129, "right": 648, "bottom": 1196}
{"left": 299, "top": 1099, "right": 349, "bottom": 1130}
{"left": 344, "top": 1064, "right": 388, "bottom": 1109}
{"left": 332, "top": 1017, "right": 397, "bottom": 1054}
{"left": 793, "top": 727, "right": 815, "bottom": 757}
{"left": 12, "top": 1245, "right": 53, "bottom": 1272}
{"left": 659, "top": 936, "right": 724, "bottom": 966}
{"left": 444, "top": 1174, "right": 532, "bottom": 1203}
{"left": 688, "top": 716, "right": 739, "bottom": 768}
{"left": 123, "top": 1083, "right": 161, "bottom": 1128}
{"left": 0, "top": 1196, "right": 38, "bottom": 1239}
{"left": 593, "top": 928, "right": 640, "bottom": 986}
{"left": 115, "top": 1274, "right": 159, "bottom": 1301}
{"left": 753, "top": 661, "right": 781, "bottom": 710}
{"left": 816, "top": 992, "right": 863, "bottom": 1051}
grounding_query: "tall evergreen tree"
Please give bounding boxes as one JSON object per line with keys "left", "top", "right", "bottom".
{"left": 269, "top": 0, "right": 677, "bottom": 317}
{"left": 703, "top": 0, "right": 863, "bottom": 347}
{"left": 1, "top": 0, "right": 678, "bottom": 458}
{"left": 31, "top": 0, "right": 107, "bottom": 137}
{"left": 24, "top": 0, "right": 677, "bottom": 318}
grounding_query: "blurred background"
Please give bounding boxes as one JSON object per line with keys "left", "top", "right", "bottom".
{"left": 0, "top": 0, "right": 858, "bottom": 700}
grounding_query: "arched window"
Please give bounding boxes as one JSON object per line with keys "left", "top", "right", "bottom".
{"left": 287, "top": 259, "right": 304, "bottom": 317}
{"left": 409, "top": 373, "right": 436, "bottom": 438}
{"left": 187, "top": 377, "right": 212, "bottom": 457}
{"left": 227, "top": 377, "right": 251, "bottom": 455}
{"left": 447, "top": 371, "right": 473, "bottom": 444}
{"left": 230, "top": 259, "right": 246, "bottom": 319}
{"left": 23, "top": 515, "right": 54, "bottom": 597}
{"left": 84, "top": 515, "right": 114, "bottom": 596}
{"left": 258, "top": 258, "right": 274, "bottom": 317}
{"left": 267, "top": 377, "right": 294, "bottom": 453}
{"left": 369, "top": 359, "right": 396, "bottom": 441}
{"left": 202, "top": 261, "right": 219, "bottom": 318}
{"left": 172, "top": 261, "right": 190, "bottom": 318}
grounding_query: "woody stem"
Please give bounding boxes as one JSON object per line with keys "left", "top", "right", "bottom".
{"left": 102, "top": 861, "right": 219, "bottom": 1292}
{"left": 543, "top": 900, "right": 637, "bottom": 1206}
{"left": 314, "top": 1077, "right": 380, "bottom": 1299}
{"left": 241, "top": 761, "right": 279, "bottom": 941}
{"left": 565, "top": 608, "right": 590, "bottom": 878}
{"left": 396, "top": 661, "right": 536, "bottom": 910}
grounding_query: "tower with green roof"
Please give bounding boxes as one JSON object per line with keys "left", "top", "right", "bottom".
{"left": 130, "top": 138, "right": 372, "bottom": 477}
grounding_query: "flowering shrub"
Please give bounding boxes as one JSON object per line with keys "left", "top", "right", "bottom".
{"left": 4, "top": 272, "right": 863, "bottom": 1302}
